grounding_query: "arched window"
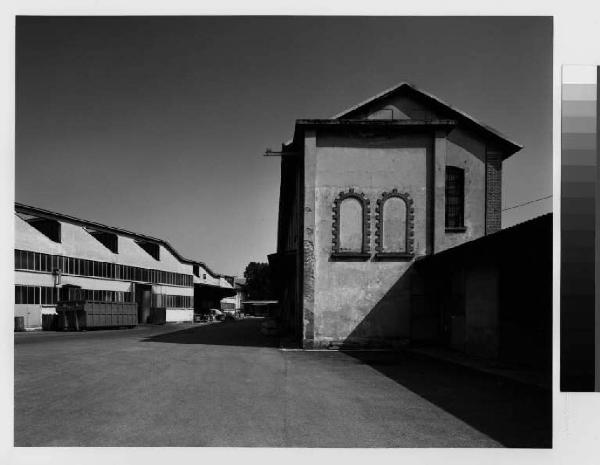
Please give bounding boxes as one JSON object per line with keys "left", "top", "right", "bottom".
{"left": 339, "top": 197, "right": 363, "bottom": 252}
{"left": 332, "top": 189, "right": 370, "bottom": 260}
{"left": 445, "top": 166, "right": 465, "bottom": 230}
{"left": 375, "top": 189, "right": 414, "bottom": 260}
{"left": 382, "top": 197, "right": 407, "bottom": 252}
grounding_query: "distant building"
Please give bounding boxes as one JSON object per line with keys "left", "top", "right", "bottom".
{"left": 270, "top": 82, "right": 524, "bottom": 349}
{"left": 220, "top": 277, "right": 247, "bottom": 310}
{"left": 14, "top": 203, "right": 235, "bottom": 328}
{"left": 242, "top": 300, "right": 279, "bottom": 317}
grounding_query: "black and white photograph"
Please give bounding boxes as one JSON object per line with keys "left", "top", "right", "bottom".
{"left": 9, "top": 15, "right": 555, "bottom": 449}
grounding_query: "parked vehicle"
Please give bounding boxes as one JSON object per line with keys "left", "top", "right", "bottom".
{"left": 208, "top": 308, "right": 224, "bottom": 321}
{"left": 223, "top": 309, "right": 242, "bottom": 322}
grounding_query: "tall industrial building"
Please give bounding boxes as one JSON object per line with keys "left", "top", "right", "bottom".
{"left": 14, "top": 203, "right": 236, "bottom": 328}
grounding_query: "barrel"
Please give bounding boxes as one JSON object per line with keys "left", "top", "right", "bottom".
{"left": 14, "top": 316, "right": 25, "bottom": 332}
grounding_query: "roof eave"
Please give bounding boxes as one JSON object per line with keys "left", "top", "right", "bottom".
{"left": 15, "top": 202, "right": 225, "bottom": 279}
{"left": 332, "top": 81, "right": 523, "bottom": 157}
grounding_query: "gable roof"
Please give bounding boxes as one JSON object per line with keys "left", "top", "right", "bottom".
{"left": 331, "top": 81, "right": 523, "bottom": 157}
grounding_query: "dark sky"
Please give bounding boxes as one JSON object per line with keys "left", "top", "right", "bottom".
{"left": 15, "top": 16, "right": 553, "bottom": 276}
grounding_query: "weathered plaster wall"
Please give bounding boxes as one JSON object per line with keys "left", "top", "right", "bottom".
{"left": 302, "top": 130, "right": 317, "bottom": 347}
{"left": 345, "top": 92, "right": 491, "bottom": 253}
{"left": 440, "top": 128, "right": 487, "bottom": 251}
{"left": 294, "top": 86, "right": 506, "bottom": 347}
{"left": 310, "top": 132, "right": 430, "bottom": 347}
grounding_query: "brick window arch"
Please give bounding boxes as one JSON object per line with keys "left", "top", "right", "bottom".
{"left": 331, "top": 189, "right": 370, "bottom": 260}
{"left": 375, "top": 189, "right": 415, "bottom": 260}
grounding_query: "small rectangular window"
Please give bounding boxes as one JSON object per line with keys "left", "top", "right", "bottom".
{"left": 41, "top": 287, "right": 55, "bottom": 305}
{"left": 26, "top": 251, "right": 34, "bottom": 270}
{"left": 445, "top": 166, "right": 465, "bottom": 229}
{"left": 25, "top": 286, "right": 35, "bottom": 304}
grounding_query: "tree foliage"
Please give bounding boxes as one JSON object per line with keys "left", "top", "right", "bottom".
{"left": 243, "top": 262, "right": 275, "bottom": 300}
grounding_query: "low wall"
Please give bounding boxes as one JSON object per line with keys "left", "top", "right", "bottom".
{"left": 15, "top": 305, "right": 42, "bottom": 328}
{"left": 166, "top": 308, "right": 193, "bottom": 323}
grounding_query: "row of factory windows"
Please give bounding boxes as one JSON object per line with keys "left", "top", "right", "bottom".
{"left": 14, "top": 285, "right": 193, "bottom": 308}
{"left": 15, "top": 286, "right": 131, "bottom": 305}
{"left": 14, "top": 249, "right": 194, "bottom": 287}
{"left": 151, "top": 294, "right": 193, "bottom": 308}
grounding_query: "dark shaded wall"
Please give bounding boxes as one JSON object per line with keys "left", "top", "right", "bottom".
{"left": 271, "top": 150, "right": 304, "bottom": 343}
{"left": 413, "top": 214, "right": 552, "bottom": 372}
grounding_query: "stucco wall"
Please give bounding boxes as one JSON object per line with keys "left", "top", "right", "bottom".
{"left": 441, "top": 128, "right": 487, "bottom": 251}
{"left": 310, "top": 132, "right": 430, "bottom": 346}
{"left": 304, "top": 125, "right": 491, "bottom": 347}
{"left": 342, "top": 92, "right": 490, "bottom": 253}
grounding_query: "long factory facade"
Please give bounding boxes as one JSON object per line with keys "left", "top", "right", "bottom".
{"left": 14, "top": 203, "right": 236, "bottom": 328}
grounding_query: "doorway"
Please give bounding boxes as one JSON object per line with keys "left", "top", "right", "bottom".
{"left": 135, "top": 284, "right": 152, "bottom": 324}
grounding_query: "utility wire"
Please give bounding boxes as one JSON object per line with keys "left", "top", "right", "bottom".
{"left": 502, "top": 194, "right": 553, "bottom": 212}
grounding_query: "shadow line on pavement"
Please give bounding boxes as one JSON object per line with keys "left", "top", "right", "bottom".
{"left": 140, "top": 318, "right": 280, "bottom": 348}
{"left": 342, "top": 350, "right": 552, "bottom": 448}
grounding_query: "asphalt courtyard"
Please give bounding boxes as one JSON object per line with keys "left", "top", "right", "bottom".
{"left": 14, "top": 318, "right": 551, "bottom": 447}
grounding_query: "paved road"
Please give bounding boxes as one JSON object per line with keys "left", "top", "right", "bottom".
{"left": 14, "top": 319, "right": 550, "bottom": 447}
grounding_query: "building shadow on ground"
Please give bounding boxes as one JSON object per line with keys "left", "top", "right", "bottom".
{"left": 140, "top": 318, "right": 279, "bottom": 348}
{"left": 342, "top": 350, "right": 551, "bottom": 448}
